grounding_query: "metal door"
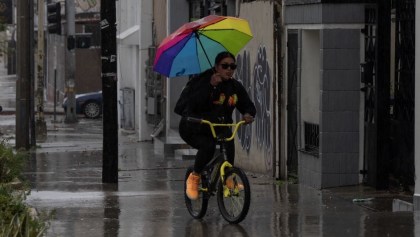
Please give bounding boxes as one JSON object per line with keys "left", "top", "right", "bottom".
{"left": 287, "top": 31, "right": 298, "bottom": 175}
{"left": 389, "top": 0, "right": 415, "bottom": 189}
{"left": 362, "top": 0, "right": 415, "bottom": 190}
{"left": 363, "top": 2, "right": 393, "bottom": 189}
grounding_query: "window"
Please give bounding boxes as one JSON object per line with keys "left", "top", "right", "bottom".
{"left": 188, "top": 0, "right": 228, "bottom": 19}
{"left": 189, "top": 0, "right": 204, "bottom": 20}
{"left": 304, "top": 122, "right": 319, "bottom": 155}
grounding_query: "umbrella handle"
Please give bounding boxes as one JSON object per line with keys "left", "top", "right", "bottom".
{"left": 194, "top": 31, "right": 214, "bottom": 71}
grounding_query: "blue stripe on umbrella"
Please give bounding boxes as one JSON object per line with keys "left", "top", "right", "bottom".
{"left": 170, "top": 37, "right": 200, "bottom": 77}
{"left": 196, "top": 34, "right": 227, "bottom": 71}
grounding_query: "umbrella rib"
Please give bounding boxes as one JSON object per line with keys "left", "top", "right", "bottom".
{"left": 197, "top": 29, "right": 252, "bottom": 54}
{"left": 195, "top": 31, "right": 214, "bottom": 70}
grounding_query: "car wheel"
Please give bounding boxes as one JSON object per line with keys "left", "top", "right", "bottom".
{"left": 83, "top": 101, "right": 101, "bottom": 118}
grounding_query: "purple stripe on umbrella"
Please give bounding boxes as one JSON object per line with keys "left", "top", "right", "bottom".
{"left": 154, "top": 34, "right": 193, "bottom": 76}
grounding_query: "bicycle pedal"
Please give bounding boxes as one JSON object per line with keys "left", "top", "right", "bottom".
{"left": 199, "top": 187, "right": 208, "bottom": 192}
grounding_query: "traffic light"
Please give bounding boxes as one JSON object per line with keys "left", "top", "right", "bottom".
{"left": 47, "top": 2, "right": 61, "bottom": 35}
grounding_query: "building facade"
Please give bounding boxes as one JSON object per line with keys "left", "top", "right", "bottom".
{"left": 116, "top": 0, "right": 420, "bottom": 208}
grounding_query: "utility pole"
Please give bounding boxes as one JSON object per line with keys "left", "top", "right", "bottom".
{"left": 36, "top": 0, "right": 47, "bottom": 140}
{"left": 64, "top": 0, "right": 77, "bottom": 123}
{"left": 101, "top": 0, "right": 118, "bottom": 183}
{"left": 16, "top": 0, "right": 31, "bottom": 149}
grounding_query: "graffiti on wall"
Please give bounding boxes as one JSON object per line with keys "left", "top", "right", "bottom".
{"left": 235, "top": 51, "right": 253, "bottom": 152}
{"left": 235, "top": 45, "right": 272, "bottom": 166}
{"left": 254, "top": 46, "right": 272, "bottom": 163}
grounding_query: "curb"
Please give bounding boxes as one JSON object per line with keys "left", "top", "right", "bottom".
{"left": 0, "top": 111, "right": 65, "bottom": 116}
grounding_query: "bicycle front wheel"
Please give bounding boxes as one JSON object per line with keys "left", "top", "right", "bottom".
{"left": 217, "top": 167, "right": 251, "bottom": 224}
{"left": 184, "top": 167, "right": 208, "bottom": 219}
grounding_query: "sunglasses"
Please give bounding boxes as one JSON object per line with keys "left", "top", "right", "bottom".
{"left": 220, "top": 63, "right": 237, "bottom": 70}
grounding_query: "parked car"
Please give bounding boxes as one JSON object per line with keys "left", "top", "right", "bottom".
{"left": 62, "top": 91, "right": 102, "bottom": 119}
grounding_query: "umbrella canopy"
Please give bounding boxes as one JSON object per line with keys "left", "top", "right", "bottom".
{"left": 153, "top": 15, "right": 253, "bottom": 77}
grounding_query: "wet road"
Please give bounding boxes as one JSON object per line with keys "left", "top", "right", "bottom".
{"left": 2, "top": 115, "right": 417, "bottom": 236}
{"left": 0, "top": 75, "right": 17, "bottom": 111}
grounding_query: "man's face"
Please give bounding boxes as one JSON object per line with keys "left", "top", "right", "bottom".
{"left": 216, "top": 57, "right": 237, "bottom": 80}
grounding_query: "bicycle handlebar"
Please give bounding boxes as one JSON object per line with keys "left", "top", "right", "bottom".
{"left": 186, "top": 117, "right": 246, "bottom": 141}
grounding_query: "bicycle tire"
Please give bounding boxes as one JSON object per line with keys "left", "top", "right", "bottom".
{"left": 217, "top": 167, "right": 251, "bottom": 224}
{"left": 184, "top": 167, "right": 208, "bottom": 219}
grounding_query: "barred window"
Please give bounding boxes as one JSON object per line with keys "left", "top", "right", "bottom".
{"left": 304, "top": 122, "right": 319, "bottom": 154}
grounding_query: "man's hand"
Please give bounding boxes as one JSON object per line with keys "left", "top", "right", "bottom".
{"left": 210, "top": 73, "right": 222, "bottom": 87}
{"left": 243, "top": 113, "right": 254, "bottom": 124}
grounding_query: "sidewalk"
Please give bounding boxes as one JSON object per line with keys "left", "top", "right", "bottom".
{"left": 15, "top": 114, "right": 418, "bottom": 237}
{"left": 0, "top": 72, "right": 415, "bottom": 235}
{"left": 0, "top": 74, "right": 418, "bottom": 235}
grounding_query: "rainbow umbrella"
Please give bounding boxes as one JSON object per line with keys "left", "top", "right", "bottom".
{"left": 153, "top": 15, "right": 253, "bottom": 77}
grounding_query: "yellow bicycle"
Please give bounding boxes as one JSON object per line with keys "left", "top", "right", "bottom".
{"left": 184, "top": 117, "right": 251, "bottom": 224}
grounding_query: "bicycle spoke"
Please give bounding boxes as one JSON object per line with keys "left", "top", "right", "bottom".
{"left": 225, "top": 195, "right": 244, "bottom": 216}
{"left": 217, "top": 167, "right": 250, "bottom": 224}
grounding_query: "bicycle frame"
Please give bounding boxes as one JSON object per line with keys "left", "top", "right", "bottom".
{"left": 201, "top": 147, "right": 233, "bottom": 194}
{"left": 186, "top": 117, "right": 246, "bottom": 193}
{"left": 184, "top": 117, "right": 251, "bottom": 223}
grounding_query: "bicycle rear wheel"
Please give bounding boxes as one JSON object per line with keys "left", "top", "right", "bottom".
{"left": 217, "top": 167, "right": 251, "bottom": 224}
{"left": 184, "top": 167, "right": 208, "bottom": 219}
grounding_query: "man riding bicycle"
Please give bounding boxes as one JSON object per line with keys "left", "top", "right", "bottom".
{"left": 177, "top": 51, "right": 256, "bottom": 200}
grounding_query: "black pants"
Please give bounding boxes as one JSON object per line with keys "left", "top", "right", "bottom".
{"left": 179, "top": 118, "right": 235, "bottom": 173}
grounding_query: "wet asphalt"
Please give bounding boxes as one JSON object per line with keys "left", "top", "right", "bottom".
{"left": 0, "top": 111, "right": 418, "bottom": 236}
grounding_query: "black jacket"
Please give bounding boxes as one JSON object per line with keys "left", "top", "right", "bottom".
{"left": 186, "top": 69, "right": 256, "bottom": 123}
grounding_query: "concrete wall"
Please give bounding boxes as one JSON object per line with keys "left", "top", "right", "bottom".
{"left": 285, "top": 3, "right": 365, "bottom": 24}
{"left": 234, "top": 1, "right": 275, "bottom": 174}
{"left": 46, "top": 36, "right": 101, "bottom": 103}
{"left": 75, "top": 48, "right": 101, "bottom": 94}
{"left": 46, "top": 34, "right": 66, "bottom": 102}
{"left": 117, "top": 0, "right": 153, "bottom": 140}
{"left": 117, "top": 0, "right": 189, "bottom": 139}
{"left": 319, "top": 28, "right": 361, "bottom": 188}
{"left": 166, "top": 0, "right": 190, "bottom": 133}
{"left": 301, "top": 30, "right": 320, "bottom": 125}
{"left": 153, "top": 0, "right": 167, "bottom": 44}
{"left": 285, "top": 3, "right": 364, "bottom": 189}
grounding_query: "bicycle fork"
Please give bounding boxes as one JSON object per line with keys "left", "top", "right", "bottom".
{"left": 199, "top": 160, "right": 232, "bottom": 193}
{"left": 220, "top": 161, "right": 236, "bottom": 197}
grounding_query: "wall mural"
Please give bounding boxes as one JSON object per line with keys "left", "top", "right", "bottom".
{"left": 235, "top": 51, "right": 253, "bottom": 152}
{"left": 235, "top": 45, "right": 272, "bottom": 167}
{"left": 253, "top": 46, "right": 272, "bottom": 164}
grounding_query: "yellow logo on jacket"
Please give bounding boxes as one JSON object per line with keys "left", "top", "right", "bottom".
{"left": 213, "top": 93, "right": 237, "bottom": 106}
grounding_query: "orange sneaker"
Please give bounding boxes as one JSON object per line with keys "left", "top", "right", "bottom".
{"left": 186, "top": 173, "right": 200, "bottom": 200}
{"left": 225, "top": 176, "right": 244, "bottom": 190}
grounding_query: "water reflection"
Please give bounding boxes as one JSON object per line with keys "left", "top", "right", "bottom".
{"left": 22, "top": 137, "right": 420, "bottom": 236}
{"left": 266, "top": 183, "right": 417, "bottom": 237}
{"left": 184, "top": 219, "right": 250, "bottom": 237}
{"left": 185, "top": 219, "right": 209, "bottom": 237}
{"left": 103, "top": 184, "right": 120, "bottom": 237}
{"left": 218, "top": 224, "right": 249, "bottom": 237}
